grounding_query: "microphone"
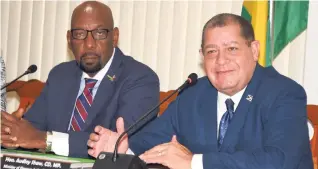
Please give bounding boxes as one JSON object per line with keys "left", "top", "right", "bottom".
{"left": 93, "top": 73, "right": 198, "bottom": 169}
{"left": 1, "top": 64, "right": 37, "bottom": 90}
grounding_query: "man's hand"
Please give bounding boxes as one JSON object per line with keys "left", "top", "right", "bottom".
{"left": 1, "top": 108, "right": 25, "bottom": 148}
{"left": 12, "top": 107, "right": 25, "bottom": 119}
{"left": 1, "top": 108, "right": 25, "bottom": 135}
{"left": 1, "top": 110, "right": 46, "bottom": 149}
{"left": 87, "top": 117, "right": 128, "bottom": 158}
{"left": 139, "top": 135, "right": 193, "bottom": 169}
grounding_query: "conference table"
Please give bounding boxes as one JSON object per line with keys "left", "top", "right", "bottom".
{"left": 1, "top": 149, "right": 168, "bottom": 169}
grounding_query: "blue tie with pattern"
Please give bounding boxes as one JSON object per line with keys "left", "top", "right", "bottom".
{"left": 218, "top": 98, "right": 235, "bottom": 148}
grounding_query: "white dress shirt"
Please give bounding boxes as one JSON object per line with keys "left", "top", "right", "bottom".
{"left": 51, "top": 49, "right": 115, "bottom": 156}
{"left": 191, "top": 87, "right": 246, "bottom": 169}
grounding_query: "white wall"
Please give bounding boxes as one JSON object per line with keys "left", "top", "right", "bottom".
{"left": 303, "top": 1, "right": 318, "bottom": 105}
{"left": 1, "top": 0, "right": 317, "bottom": 113}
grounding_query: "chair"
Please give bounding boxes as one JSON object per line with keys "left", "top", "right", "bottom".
{"left": 158, "top": 90, "right": 177, "bottom": 116}
{"left": 6, "top": 80, "right": 175, "bottom": 116}
{"left": 308, "top": 105, "right": 318, "bottom": 169}
{"left": 6, "top": 79, "right": 45, "bottom": 114}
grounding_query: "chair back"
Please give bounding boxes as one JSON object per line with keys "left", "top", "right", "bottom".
{"left": 6, "top": 79, "right": 45, "bottom": 113}
{"left": 308, "top": 105, "right": 318, "bottom": 168}
{"left": 158, "top": 90, "right": 177, "bottom": 116}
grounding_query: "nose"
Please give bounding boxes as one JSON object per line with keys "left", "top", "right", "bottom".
{"left": 84, "top": 32, "right": 96, "bottom": 49}
{"left": 215, "top": 51, "right": 228, "bottom": 65}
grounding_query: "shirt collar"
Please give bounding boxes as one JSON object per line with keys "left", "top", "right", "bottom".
{"left": 217, "top": 86, "right": 247, "bottom": 112}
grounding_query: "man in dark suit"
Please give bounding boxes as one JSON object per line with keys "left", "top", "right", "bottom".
{"left": 1, "top": 1, "right": 159, "bottom": 158}
{"left": 87, "top": 13, "right": 313, "bottom": 168}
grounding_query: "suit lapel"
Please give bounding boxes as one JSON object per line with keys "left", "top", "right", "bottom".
{"left": 198, "top": 80, "right": 219, "bottom": 151}
{"left": 59, "top": 62, "right": 82, "bottom": 131}
{"left": 83, "top": 48, "right": 124, "bottom": 130}
{"left": 219, "top": 64, "right": 264, "bottom": 152}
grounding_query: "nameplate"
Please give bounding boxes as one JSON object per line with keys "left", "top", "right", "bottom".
{"left": 1, "top": 155, "right": 71, "bottom": 169}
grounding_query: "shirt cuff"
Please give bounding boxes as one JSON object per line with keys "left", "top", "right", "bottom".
{"left": 126, "top": 148, "right": 135, "bottom": 155}
{"left": 51, "top": 131, "right": 69, "bottom": 156}
{"left": 191, "top": 154, "right": 203, "bottom": 169}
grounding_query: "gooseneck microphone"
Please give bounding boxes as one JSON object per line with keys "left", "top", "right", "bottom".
{"left": 93, "top": 73, "right": 198, "bottom": 169}
{"left": 1, "top": 64, "right": 37, "bottom": 90}
{"left": 113, "top": 73, "right": 198, "bottom": 161}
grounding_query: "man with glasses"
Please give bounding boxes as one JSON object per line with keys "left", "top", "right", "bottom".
{"left": 1, "top": 1, "right": 159, "bottom": 158}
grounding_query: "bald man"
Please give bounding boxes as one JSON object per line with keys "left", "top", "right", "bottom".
{"left": 1, "top": 1, "right": 159, "bottom": 158}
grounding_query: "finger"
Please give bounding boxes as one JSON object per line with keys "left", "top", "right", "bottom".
{"left": 89, "top": 133, "right": 100, "bottom": 142}
{"left": 1, "top": 112, "right": 18, "bottom": 124}
{"left": 170, "top": 137, "right": 191, "bottom": 154}
{"left": 1, "top": 119, "right": 14, "bottom": 128}
{"left": 1, "top": 111, "right": 15, "bottom": 120}
{"left": 116, "top": 117, "right": 125, "bottom": 134}
{"left": 1, "top": 125, "right": 11, "bottom": 134}
{"left": 140, "top": 149, "right": 167, "bottom": 160}
{"left": 94, "top": 125, "right": 102, "bottom": 133}
{"left": 140, "top": 154, "right": 166, "bottom": 166}
{"left": 171, "top": 135, "right": 178, "bottom": 142}
{"left": 95, "top": 126, "right": 109, "bottom": 135}
{"left": 1, "top": 142, "right": 19, "bottom": 149}
{"left": 88, "top": 149, "right": 97, "bottom": 158}
{"left": 12, "top": 108, "right": 25, "bottom": 119}
{"left": 1, "top": 135, "right": 17, "bottom": 142}
{"left": 142, "top": 144, "right": 169, "bottom": 156}
{"left": 87, "top": 140, "right": 95, "bottom": 148}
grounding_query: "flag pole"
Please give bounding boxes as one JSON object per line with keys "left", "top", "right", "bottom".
{"left": 269, "top": 0, "right": 275, "bottom": 65}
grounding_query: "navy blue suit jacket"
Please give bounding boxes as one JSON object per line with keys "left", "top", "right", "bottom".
{"left": 24, "top": 48, "right": 160, "bottom": 157}
{"left": 130, "top": 64, "right": 313, "bottom": 169}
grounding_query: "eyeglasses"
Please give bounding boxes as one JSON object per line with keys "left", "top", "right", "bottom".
{"left": 71, "top": 28, "right": 112, "bottom": 40}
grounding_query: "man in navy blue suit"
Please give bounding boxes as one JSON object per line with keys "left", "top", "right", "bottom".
{"left": 1, "top": 1, "right": 159, "bottom": 158}
{"left": 87, "top": 13, "right": 313, "bottom": 169}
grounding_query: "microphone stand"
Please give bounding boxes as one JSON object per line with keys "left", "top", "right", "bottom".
{"left": 1, "top": 71, "right": 28, "bottom": 90}
{"left": 113, "top": 88, "right": 181, "bottom": 162}
{"left": 92, "top": 74, "right": 197, "bottom": 169}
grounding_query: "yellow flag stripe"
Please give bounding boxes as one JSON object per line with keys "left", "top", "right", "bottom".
{"left": 243, "top": 1, "right": 268, "bottom": 67}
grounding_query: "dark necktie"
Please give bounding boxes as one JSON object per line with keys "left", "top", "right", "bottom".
{"left": 218, "top": 98, "right": 235, "bottom": 148}
{"left": 70, "top": 78, "right": 97, "bottom": 131}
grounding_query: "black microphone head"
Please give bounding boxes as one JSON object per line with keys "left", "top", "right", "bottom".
{"left": 26, "top": 64, "right": 37, "bottom": 74}
{"left": 187, "top": 73, "right": 198, "bottom": 85}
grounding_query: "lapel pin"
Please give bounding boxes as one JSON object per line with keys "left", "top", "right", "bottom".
{"left": 107, "top": 74, "right": 116, "bottom": 82}
{"left": 246, "top": 94, "right": 253, "bottom": 102}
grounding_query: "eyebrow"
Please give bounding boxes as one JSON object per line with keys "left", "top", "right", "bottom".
{"left": 204, "top": 41, "right": 239, "bottom": 49}
{"left": 72, "top": 24, "right": 106, "bottom": 30}
{"left": 223, "top": 41, "right": 239, "bottom": 46}
{"left": 203, "top": 44, "right": 219, "bottom": 49}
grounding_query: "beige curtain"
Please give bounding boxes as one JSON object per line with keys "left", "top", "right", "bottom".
{"left": 1, "top": 0, "right": 317, "bottom": 113}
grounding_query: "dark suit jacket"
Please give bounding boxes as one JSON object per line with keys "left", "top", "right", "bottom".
{"left": 24, "top": 48, "right": 160, "bottom": 157}
{"left": 130, "top": 64, "right": 313, "bottom": 169}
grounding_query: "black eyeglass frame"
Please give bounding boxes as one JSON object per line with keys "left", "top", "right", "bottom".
{"left": 70, "top": 28, "right": 112, "bottom": 40}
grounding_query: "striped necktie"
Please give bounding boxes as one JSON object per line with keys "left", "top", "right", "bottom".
{"left": 70, "top": 78, "right": 97, "bottom": 131}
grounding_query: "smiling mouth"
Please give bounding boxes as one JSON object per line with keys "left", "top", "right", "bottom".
{"left": 217, "top": 70, "right": 234, "bottom": 74}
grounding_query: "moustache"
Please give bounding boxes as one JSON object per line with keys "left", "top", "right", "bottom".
{"left": 80, "top": 52, "right": 101, "bottom": 59}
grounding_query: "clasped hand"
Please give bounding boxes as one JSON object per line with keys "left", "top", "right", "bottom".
{"left": 1, "top": 108, "right": 46, "bottom": 149}
{"left": 139, "top": 135, "right": 193, "bottom": 169}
